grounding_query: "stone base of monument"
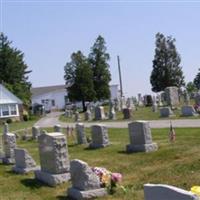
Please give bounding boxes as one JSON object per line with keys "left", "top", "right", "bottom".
{"left": 13, "top": 166, "right": 40, "bottom": 174}
{"left": 34, "top": 170, "right": 70, "bottom": 187}
{"left": 67, "top": 187, "right": 107, "bottom": 200}
{"left": 89, "top": 142, "right": 110, "bottom": 149}
{"left": 2, "top": 157, "right": 15, "bottom": 164}
{"left": 126, "top": 143, "right": 158, "bottom": 153}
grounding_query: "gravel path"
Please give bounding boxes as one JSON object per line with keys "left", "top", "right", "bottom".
{"left": 34, "top": 112, "right": 200, "bottom": 128}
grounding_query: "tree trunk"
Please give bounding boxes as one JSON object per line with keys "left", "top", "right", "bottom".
{"left": 82, "top": 99, "right": 86, "bottom": 112}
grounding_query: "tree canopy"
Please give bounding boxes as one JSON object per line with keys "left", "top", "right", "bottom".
{"left": 64, "top": 51, "right": 95, "bottom": 111}
{"left": 0, "top": 33, "right": 32, "bottom": 105}
{"left": 64, "top": 35, "right": 111, "bottom": 111}
{"left": 150, "top": 33, "right": 185, "bottom": 92}
{"left": 193, "top": 68, "right": 200, "bottom": 90}
{"left": 89, "top": 35, "right": 111, "bottom": 100}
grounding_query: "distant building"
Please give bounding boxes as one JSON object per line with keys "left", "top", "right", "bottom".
{"left": 31, "top": 85, "right": 68, "bottom": 111}
{"left": 31, "top": 84, "right": 119, "bottom": 111}
{"left": 0, "top": 84, "right": 23, "bottom": 120}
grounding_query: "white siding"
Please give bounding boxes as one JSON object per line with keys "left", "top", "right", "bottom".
{"left": 110, "top": 85, "right": 119, "bottom": 100}
{"left": 32, "top": 89, "right": 67, "bottom": 110}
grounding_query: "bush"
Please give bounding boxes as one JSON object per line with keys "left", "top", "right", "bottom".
{"left": 6, "top": 118, "right": 12, "bottom": 124}
{"left": 23, "top": 114, "right": 29, "bottom": 121}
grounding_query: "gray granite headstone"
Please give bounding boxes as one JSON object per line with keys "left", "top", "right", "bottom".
{"left": 126, "top": 121, "right": 158, "bottom": 153}
{"left": 3, "top": 123, "right": 9, "bottom": 134}
{"left": 75, "top": 111, "right": 81, "bottom": 122}
{"left": 32, "top": 126, "right": 40, "bottom": 140}
{"left": 123, "top": 108, "right": 132, "bottom": 119}
{"left": 34, "top": 132, "right": 70, "bottom": 186}
{"left": 144, "top": 184, "right": 199, "bottom": 200}
{"left": 181, "top": 105, "right": 198, "bottom": 116}
{"left": 160, "top": 107, "right": 175, "bottom": 117}
{"left": 68, "top": 159, "right": 107, "bottom": 200}
{"left": 94, "top": 106, "right": 105, "bottom": 120}
{"left": 76, "top": 123, "right": 87, "bottom": 144}
{"left": 54, "top": 124, "right": 62, "bottom": 132}
{"left": 85, "top": 109, "right": 92, "bottom": 121}
{"left": 89, "top": 125, "right": 110, "bottom": 149}
{"left": 165, "top": 86, "right": 179, "bottom": 107}
{"left": 2, "top": 132, "right": 17, "bottom": 164}
{"left": 13, "top": 148, "right": 39, "bottom": 174}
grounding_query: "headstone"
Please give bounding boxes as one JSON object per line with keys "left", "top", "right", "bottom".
{"left": 123, "top": 108, "right": 132, "bottom": 119}
{"left": 2, "top": 133, "right": 17, "bottom": 164}
{"left": 76, "top": 123, "right": 87, "bottom": 144}
{"left": 157, "top": 94, "right": 163, "bottom": 106}
{"left": 144, "top": 183, "right": 199, "bottom": 200}
{"left": 22, "top": 129, "right": 32, "bottom": 141}
{"left": 126, "top": 121, "right": 158, "bottom": 153}
{"left": 114, "top": 98, "right": 121, "bottom": 111}
{"left": 75, "top": 111, "right": 81, "bottom": 122}
{"left": 3, "top": 123, "right": 9, "bottom": 134}
{"left": 109, "top": 101, "right": 116, "bottom": 120}
{"left": 89, "top": 125, "right": 110, "bottom": 149}
{"left": 138, "top": 93, "right": 144, "bottom": 106}
{"left": 85, "top": 109, "right": 92, "bottom": 121}
{"left": 144, "top": 95, "right": 153, "bottom": 107}
{"left": 152, "top": 96, "right": 158, "bottom": 112}
{"left": 165, "top": 86, "right": 179, "bottom": 107}
{"left": 54, "top": 124, "right": 62, "bottom": 132}
{"left": 32, "top": 126, "right": 40, "bottom": 140}
{"left": 68, "top": 159, "right": 107, "bottom": 200}
{"left": 160, "top": 107, "right": 175, "bottom": 117}
{"left": 183, "top": 91, "right": 190, "bottom": 105}
{"left": 34, "top": 132, "right": 70, "bottom": 186}
{"left": 94, "top": 106, "right": 105, "bottom": 120}
{"left": 12, "top": 148, "right": 39, "bottom": 174}
{"left": 181, "top": 106, "right": 198, "bottom": 117}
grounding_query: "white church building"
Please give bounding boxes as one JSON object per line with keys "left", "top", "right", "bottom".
{"left": 31, "top": 84, "right": 119, "bottom": 111}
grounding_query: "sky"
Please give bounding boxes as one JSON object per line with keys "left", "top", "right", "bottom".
{"left": 1, "top": 0, "right": 200, "bottom": 97}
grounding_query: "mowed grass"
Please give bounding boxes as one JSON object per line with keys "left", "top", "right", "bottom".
{"left": 1, "top": 128, "right": 200, "bottom": 199}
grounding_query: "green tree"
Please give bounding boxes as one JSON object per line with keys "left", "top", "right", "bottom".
{"left": 150, "top": 33, "right": 185, "bottom": 92}
{"left": 193, "top": 69, "right": 200, "bottom": 90}
{"left": 89, "top": 35, "right": 111, "bottom": 100}
{"left": 186, "top": 81, "right": 197, "bottom": 94}
{"left": 64, "top": 51, "right": 95, "bottom": 111}
{"left": 0, "top": 33, "right": 32, "bottom": 105}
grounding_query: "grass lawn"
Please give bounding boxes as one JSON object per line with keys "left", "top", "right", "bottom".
{"left": 0, "top": 116, "right": 40, "bottom": 133}
{"left": 59, "top": 106, "right": 200, "bottom": 123}
{"left": 1, "top": 128, "right": 200, "bottom": 199}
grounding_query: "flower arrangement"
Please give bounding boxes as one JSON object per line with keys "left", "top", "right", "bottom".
{"left": 191, "top": 186, "right": 200, "bottom": 196}
{"left": 92, "top": 167, "right": 122, "bottom": 194}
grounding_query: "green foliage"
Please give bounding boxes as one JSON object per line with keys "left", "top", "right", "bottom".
{"left": 64, "top": 51, "right": 96, "bottom": 111}
{"left": 89, "top": 35, "right": 111, "bottom": 100}
{"left": 0, "top": 33, "right": 32, "bottom": 105}
{"left": 186, "top": 81, "right": 197, "bottom": 94}
{"left": 64, "top": 35, "right": 111, "bottom": 109}
{"left": 150, "top": 33, "right": 185, "bottom": 92}
{"left": 193, "top": 68, "right": 200, "bottom": 89}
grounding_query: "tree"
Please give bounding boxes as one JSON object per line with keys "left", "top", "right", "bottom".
{"left": 64, "top": 51, "right": 96, "bottom": 111}
{"left": 150, "top": 33, "right": 185, "bottom": 92}
{"left": 89, "top": 35, "right": 111, "bottom": 100}
{"left": 193, "top": 69, "right": 200, "bottom": 90}
{"left": 0, "top": 33, "right": 32, "bottom": 105}
{"left": 186, "top": 81, "right": 197, "bottom": 94}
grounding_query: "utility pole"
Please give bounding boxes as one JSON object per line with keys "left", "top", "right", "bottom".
{"left": 117, "top": 55, "right": 123, "bottom": 98}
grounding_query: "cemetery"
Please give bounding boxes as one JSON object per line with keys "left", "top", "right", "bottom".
{"left": 1, "top": 88, "right": 200, "bottom": 199}
{"left": 1, "top": 117, "right": 200, "bottom": 199}
{"left": 1, "top": 3, "right": 200, "bottom": 199}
